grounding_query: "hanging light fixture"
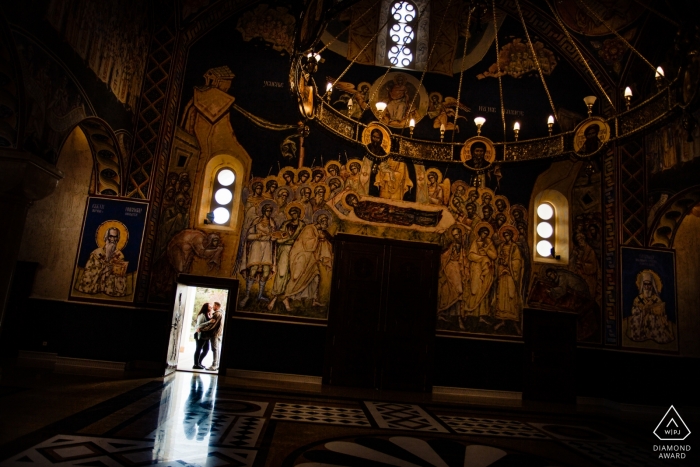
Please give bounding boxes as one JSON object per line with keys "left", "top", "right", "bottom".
{"left": 656, "top": 66, "right": 665, "bottom": 90}
{"left": 513, "top": 121, "right": 520, "bottom": 141}
{"left": 375, "top": 101, "right": 387, "bottom": 118}
{"left": 624, "top": 86, "right": 633, "bottom": 110}
{"left": 474, "top": 117, "right": 485, "bottom": 135}
{"left": 583, "top": 96, "right": 597, "bottom": 117}
{"left": 440, "top": 123, "right": 445, "bottom": 141}
{"left": 409, "top": 118, "right": 415, "bottom": 138}
{"left": 547, "top": 115, "right": 554, "bottom": 136}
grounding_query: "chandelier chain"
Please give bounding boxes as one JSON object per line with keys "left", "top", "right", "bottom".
{"left": 631, "top": 0, "right": 679, "bottom": 28}
{"left": 403, "top": 0, "right": 453, "bottom": 135}
{"left": 515, "top": 0, "right": 557, "bottom": 120}
{"left": 544, "top": 0, "right": 615, "bottom": 111}
{"left": 576, "top": 0, "right": 657, "bottom": 74}
{"left": 493, "top": 0, "right": 506, "bottom": 142}
{"left": 318, "top": 0, "right": 384, "bottom": 55}
{"left": 367, "top": 2, "right": 431, "bottom": 106}
{"left": 452, "top": 4, "right": 472, "bottom": 143}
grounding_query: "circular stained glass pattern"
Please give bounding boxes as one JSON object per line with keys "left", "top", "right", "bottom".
{"left": 537, "top": 203, "right": 554, "bottom": 220}
{"left": 213, "top": 207, "right": 230, "bottom": 224}
{"left": 215, "top": 188, "right": 233, "bottom": 205}
{"left": 217, "top": 169, "right": 235, "bottom": 186}
{"left": 536, "top": 240, "right": 553, "bottom": 257}
{"left": 284, "top": 435, "right": 553, "bottom": 466}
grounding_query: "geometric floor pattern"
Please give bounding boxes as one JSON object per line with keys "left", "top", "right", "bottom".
{"left": 0, "top": 435, "right": 257, "bottom": 467}
{"left": 210, "top": 415, "right": 265, "bottom": 448}
{"left": 271, "top": 403, "right": 370, "bottom": 427}
{"left": 363, "top": 401, "right": 449, "bottom": 432}
{"left": 563, "top": 440, "right": 665, "bottom": 467}
{"left": 529, "top": 422, "right": 621, "bottom": 442}
{"left": 438, "top": 415, "right": 550, "bottom": 438}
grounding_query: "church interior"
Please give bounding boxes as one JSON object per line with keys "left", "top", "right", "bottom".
{"left": 1, "top": 0, "right": 699, "bottom": 465}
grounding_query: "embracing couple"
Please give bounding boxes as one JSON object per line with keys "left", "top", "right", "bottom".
{"left": 193, "top": 301, "right": 223, "bottom": 371}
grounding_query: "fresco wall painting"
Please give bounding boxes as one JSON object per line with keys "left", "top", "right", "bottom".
{"left": 46, "top": 0, "right": 149, "bottom": 111}
{"left": 71, "top": 197, "right": 148, "bottom": 303}
{"left": 621, "top": 247, "right": 678, "bottom": 352}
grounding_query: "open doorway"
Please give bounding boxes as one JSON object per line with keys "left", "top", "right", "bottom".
{"left": 165, "top": 275, "right": 238, "bottom": 376}
{"left": 175, "top": 286, "right": 229, "bottom": 373}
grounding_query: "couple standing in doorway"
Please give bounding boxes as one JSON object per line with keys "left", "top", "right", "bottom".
{"left": 193, "top": 302, "right": 223, "bottom": 371}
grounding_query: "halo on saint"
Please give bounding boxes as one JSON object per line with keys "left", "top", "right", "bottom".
{"left": 450, "top": 179, "right": 468, "bottom": 195}
{"left": 362, "top": 123, "right": 392, "bottom": 157}
{"left": 473, "top": 221, "right": 494, "bottom": 238}
{"left": 573, "top": 117, "right": 610, "bottom": 156}
{"left": 461, "top": 136, "right": 496, "bottom": 170}
{"left": 258, "top": 199, "right": 278, "bottom": 216}
{"left": 249, "top": 176, "right": 265, "bottom": 190}
{"left": 96, "top": 220, "right": 129, "bottom": 251}
{"left": 636, "top": 268, "right": 663, "bottom": 294}
{"left": 277, "top": 167, "right": 298, "bottom": 186}
{"left": 324, "top": 160, "right": 342, "bottom": 177}
{"left": 313, "top": 208, "right": 332, "bottom": 224}
{"left": 447, "top": 222, "right": 468, "bottom": 240}
{"left": 284, "top": 201, "right": 305, "bottom": 219}
{"left": 340, "top": 190, "right": 360, "bottom": 211}
{"left": 498, "top": 224, "right": 519, "bottom": 242}
{"left": 346, "top": 158, "right": 363, "bottom": 173}
{"left": 426, "top": 167, "right": 443, "bottom": 184}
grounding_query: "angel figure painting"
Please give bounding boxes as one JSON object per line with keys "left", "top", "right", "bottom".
{"left": 427, "top": 92, "right": 471, "bottom": 132}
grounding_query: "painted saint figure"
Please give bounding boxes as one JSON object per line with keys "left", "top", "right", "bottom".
{"left": 345, "top": 194, "right": 442, "bottom": 227}
{"left": 267, "top": 204, "right": 305, "bottom": 311}
{"left": 76, "top": 226, "right": 128, "bottom": 297}
{"left": 374, "top": 158, "right": 413, "bottom": 200}
{"left": 493, "top": 226, "right": 523, "bottom": 333}
{"left": 438, "top": 226, "right": 469, "bottom": 328}
{"left": 282, "top": 211, "right": 333, "bottom": 311}
{"left": 238, "top": 201, "right": 277, "bottom": 307}
{"left": 627, "top": 270, "right": 674, "bottom": 344}
{"left": 464, "top": 224, "right": 498, "bottom": 323}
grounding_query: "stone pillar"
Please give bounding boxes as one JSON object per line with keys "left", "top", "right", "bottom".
{"left": 0, "top": 151, "right": 63, "bottom": 336}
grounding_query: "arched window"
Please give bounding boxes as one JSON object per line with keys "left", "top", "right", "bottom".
{"left": 210, "top": 168, "right": 235, "bottom": 226}
{"left": 377, "top": 0, "right": 429, "bottom": 70}
{"left": 196, "top": 155, "right": 246, "bottom": 232}
{"left": 533, "top": 190, "right": 569, "bottom": 264}
{"left": 387, "top": 1, "right": 417, "bottom": 68}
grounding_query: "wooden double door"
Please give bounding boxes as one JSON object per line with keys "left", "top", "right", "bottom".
{"left": 323, "top": 234, "right": 440, "bottom": 392}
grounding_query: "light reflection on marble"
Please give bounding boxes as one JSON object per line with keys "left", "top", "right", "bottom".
{"left": 149, "top": 372, "right": 218, "bottom": 462}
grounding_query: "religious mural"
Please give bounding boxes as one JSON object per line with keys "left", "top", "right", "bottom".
{"left": 621, "top": 247, "right": 678, "bottom": 351}
{"left": 646, "top": 110, "right": 700, "bottom": 174}
{"left": 71, "top": 197, "right": 148, "bottom": 303}
{"left": 554, "top": 0, "right": 646, "bottom": 37}
{"left": 14, "top": 32, "right": 93, "bottom": 163}
{"left": 527, "top": 165, "right": 603, "bottom": 342}
{"left": 143, "top": 0, "right": 609, "bottom": 341}
{"left": 477, "top": 38, "right": 557, "bottom": 80}
{"left": 236, "top": 4, "right": 296, "bottom": 55}
{"left": 45, "top": 0, "right": 149, "bottom": 111}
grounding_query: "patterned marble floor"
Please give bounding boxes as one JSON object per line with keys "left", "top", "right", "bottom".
{"left": 0, "top": 372, "right": 689, "bottom": 467}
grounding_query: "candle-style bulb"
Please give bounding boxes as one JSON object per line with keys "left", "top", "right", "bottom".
{"left": 624, "top": 86, "right": 632, "bottom": 97}
{"left": 513, "top": 122, "right": 520, "bottom": 130}
{"left": 548, "top": 115, "right": 555, "bottom": 125}
{"left": 656, "top": 66, "right": 664, "bottom": 78}
{"left": 409, "top": 118, "right": 415, "bottom": 129}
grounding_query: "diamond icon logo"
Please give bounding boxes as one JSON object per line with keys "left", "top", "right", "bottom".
{"left": 654, "top": 405, "right": 691, "bottom": 441}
